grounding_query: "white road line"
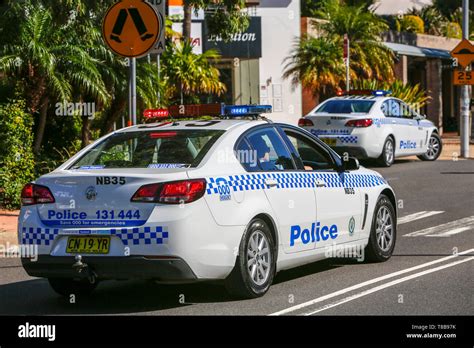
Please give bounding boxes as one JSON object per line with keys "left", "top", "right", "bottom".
{"left": 304, "top": 256, "right": 474, "bottom": 315}
{"left": 269, "top": 248, "right": 474, "bottom": 316}
{"left": 398, "top": 211, "right": 444, "bottom": 225}
{"left": 404, "top": 216, "right": 474, "bottom": 237}
{"left": 426, "top": 227, "right": 471, "bottom": 237}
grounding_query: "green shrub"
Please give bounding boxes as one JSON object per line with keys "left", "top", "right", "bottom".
{"left": 398, "top": 15, "right": 425, "bottom": 33}
{"left": 443, "top": 22, "right": 462, "bottom": 39}
{"left": 0, "top": 100, "right": 35, "bottom": 209}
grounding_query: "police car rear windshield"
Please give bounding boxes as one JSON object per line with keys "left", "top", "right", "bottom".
{"left": 315, "top": 100, "right": 375, "bottom": 114}
{"left": 69, "top": 130, "right": 225, "bottom": 169}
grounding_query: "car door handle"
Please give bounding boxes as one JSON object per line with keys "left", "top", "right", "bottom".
{"left": 315, "top": 179, "right": 326, "bottom": 187}
{"left": 265, "top": 179, "right": 278, "bottom": 187}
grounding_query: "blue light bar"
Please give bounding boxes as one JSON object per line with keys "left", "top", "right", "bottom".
{"left": 223, "top": 105, "right": 272, "bottom": 116}
{"left": 372, "top": 90, "right": 391, "bottom": 96}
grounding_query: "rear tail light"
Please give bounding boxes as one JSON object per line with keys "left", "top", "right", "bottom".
{"left": 298, "top": 118, "right": 314, "bottom": 127}
{"left": 345, "top": 118, "right": 373, "bottom": 127}
{"left": 131, "top": 179, "right": 207, "bottom": 204}
{"left": 21, "top": 183, "right": 55, "bottom": 205}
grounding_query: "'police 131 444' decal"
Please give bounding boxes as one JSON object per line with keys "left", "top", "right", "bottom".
{"left": 42, "top": 209, "right": 145, "bottom": 227}
{"left": 290, "top": 222, "right": 338, "bottom": 246}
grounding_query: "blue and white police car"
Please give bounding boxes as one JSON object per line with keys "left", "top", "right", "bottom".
{"left": 298, "top": 90, "right": 442, "bottom": 167}
{"left": 19, "top": 104, "right": 397, "bottom": 298}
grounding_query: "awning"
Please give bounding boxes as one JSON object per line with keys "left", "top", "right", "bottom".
{"left": 383, "top": 42, "right": 452, "bottom": 60}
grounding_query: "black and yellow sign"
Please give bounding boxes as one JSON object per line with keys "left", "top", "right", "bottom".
{"left": 450, "top": 39, "right": 474, "bottom": 69}
{"left": 102, "top": 0, "right": 160, "bottom": 58}
{"left": 453, "top": 70, "right": 474, "bottom": 85}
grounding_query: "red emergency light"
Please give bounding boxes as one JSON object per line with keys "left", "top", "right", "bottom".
{"left": 143, "top": 108, "right": 170, "bottom": 120}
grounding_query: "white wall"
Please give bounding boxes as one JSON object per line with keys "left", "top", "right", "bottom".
{"left": 257, "top": 0, "right": 302, "bottom": 124}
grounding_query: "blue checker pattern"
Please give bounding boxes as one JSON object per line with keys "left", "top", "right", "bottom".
{"left": 21, "top": 227, "right": 59, "bottom": 246}
{"left": 338, "top": 136, "right": 358, "bottom": 144}
{"left": 206, "top": 172, "right": 386, "bottom": 195}
{"left": 110, "top": 226, "right": 168, "bottom": 246}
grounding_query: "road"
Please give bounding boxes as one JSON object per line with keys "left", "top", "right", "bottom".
{"left": 0, "top": 159, "right": 473, "bottom": 316}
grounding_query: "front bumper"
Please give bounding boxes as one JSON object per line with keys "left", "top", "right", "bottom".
{"left": 21, "top": 255, "right": 197, "bottom": 282}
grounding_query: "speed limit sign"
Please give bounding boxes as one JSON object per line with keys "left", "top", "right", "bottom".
{"left": 453, "top": 70, "right": 473, "bottom": 85}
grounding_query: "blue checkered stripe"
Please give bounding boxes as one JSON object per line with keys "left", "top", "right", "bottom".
{"left": 110, "top": 226, "right": 168, "bottom": 246}
{"left": 21, "top": 227, "right": 59, "bottom": 246}
{"left": 338, "top": 136, "right": 358, "bottom": 144}
{"left": 206, "top": 172, "right": 386, "bottom": 194}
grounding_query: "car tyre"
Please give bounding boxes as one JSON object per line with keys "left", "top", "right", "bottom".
{"left": 377, "top": 137, "right": 395, "bottom": 167}
{"left": 48, "top": 278, "right": 98, "bottom": 297}
{"left": 224, "top": 218, "right": 276, "bottom": 299}
{"left": 365, "top": 195, "right": 397, "bottom": 262}
{"left": 417, "top": 133, "right": 442, "bottom": 161}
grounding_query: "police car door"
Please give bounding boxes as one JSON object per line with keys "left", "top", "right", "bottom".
{"left": 382, "top": 99, "right": 413, "bottom": 155}
{"left": 280, "top": 127, "right": 363, "bottom": 248}
{"left": 243, "top": 126, "right": 317, "bottom": 254}
{"left": 400, "top": 101, "right": 427, "bottom": 154}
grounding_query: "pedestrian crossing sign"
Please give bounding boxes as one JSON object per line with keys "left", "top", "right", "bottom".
{"left": 102, "top": 0, "right": 161, "bottom": 57}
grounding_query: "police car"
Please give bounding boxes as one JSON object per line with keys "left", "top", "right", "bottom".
{"left": 19, "top": 104, "right": 397, "bottom": 299}
{"left": 298, "top": 90, "right": 442, "bottom": 167}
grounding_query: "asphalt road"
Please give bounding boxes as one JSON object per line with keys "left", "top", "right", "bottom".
{"left": 0, "top": 159, "right": 473, "bottom": 316}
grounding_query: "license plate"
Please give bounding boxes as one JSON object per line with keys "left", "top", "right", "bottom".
{"left": 66, "top": 236, "right": 110, "bottom": 254}
{"left": 320, "top": 138, "right": 337, "bottom": 146}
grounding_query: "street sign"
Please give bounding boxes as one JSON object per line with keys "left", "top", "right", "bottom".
{"left": 102, "top": 0, "right": 161, "bottom": 57}
{"left": 453, "top": 70, "right": 474, "bottom": 85}
{"left": 147, "top": 0, "right": 166, "bottom": 54}
{"left": 450, "top": 38, "right": 474, "bottom": 68}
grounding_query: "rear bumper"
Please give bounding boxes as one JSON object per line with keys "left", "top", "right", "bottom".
{"left": 21, "top": 255, "right": 198, "bottom": 282}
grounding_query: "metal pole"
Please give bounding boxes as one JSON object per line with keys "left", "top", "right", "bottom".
{"left": 157, "top": 54, "right": 161, "bottom": 104}
{"left": 460, "top": 0, "right": 470, "bottom": 158}
{"left": 344, "top": 34, "right": 350, "bottom": 92}
{"left": 128, "top": 58, "right": 132, "bottom": 126}
{"left": 131, "top": 57, "right": 137, "bottom": 125}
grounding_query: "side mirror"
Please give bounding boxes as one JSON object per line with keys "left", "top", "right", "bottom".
{"left": 343, "top": 157, "right": 360, "bottom": 171}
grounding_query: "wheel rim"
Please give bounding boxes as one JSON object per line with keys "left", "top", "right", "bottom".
{"left": 375, "top": 206, "right": 394, "bottom": 252}
{"left": 425, "top": 135, "right": 440, "bottom": 159}
{"left": 246, "top": 230, "right": 271, "bottom": 286}
{"left": 385, "top": 139, "right": 394, "bottom": 164}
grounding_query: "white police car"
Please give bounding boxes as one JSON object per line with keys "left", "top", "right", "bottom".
{"left": 19, "top": 105, "right": 397, "bottom": 299}
{"left": 298, "top": 90, "right": 442, "bottom": 167}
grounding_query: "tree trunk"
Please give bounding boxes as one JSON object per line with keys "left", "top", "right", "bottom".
{"left": 183, "top": 0, "right": 192, "bottom": 42}
{"left": 33, "top": 96, "right": 49, "bottom": 154}
{"left": 101, "top": 96, "right": 127, "bottom": 136}
{"left": 81, "top": 116, "right": 91, "bottom": 149}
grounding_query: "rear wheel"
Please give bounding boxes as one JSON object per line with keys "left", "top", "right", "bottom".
{"left": 365, "top": 195, "right": 397, "bottom": 262}
{"left": 377, "top": 137, "right": 395, "bottom": 167}
{"left": 48, "top": 278, "right": 98, "bottom": 297}
{"left": 417, "top": 133, "right": 442, "bottom": 161}
{"left": 224, "top": 219, "right": 276, "bottom": 299}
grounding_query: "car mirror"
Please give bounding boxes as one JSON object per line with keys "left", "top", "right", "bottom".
{"left": 343, "top": 157, "right": 360, "bottom": 171}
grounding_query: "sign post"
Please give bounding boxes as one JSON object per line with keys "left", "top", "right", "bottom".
{"left": 102, "top": 0, "right": 163, "bottom": 125}
{"left": 344, "top": 34, "right": 350, "bottom": 92}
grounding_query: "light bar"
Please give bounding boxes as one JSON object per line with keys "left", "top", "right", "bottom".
{"left": 143, "top": 108, "right": 169, "bottom": 119}
{"left": 223, "top": 105, "right": 272, "bottom": 116}
{"left": 168, "top": 104, "right": 223, "bottom": 118}
{"left": 337, "top": 90, "right": 391, "bottom": 97}
{"left": 372, "top": 90, "right": 391, "bottom": 96}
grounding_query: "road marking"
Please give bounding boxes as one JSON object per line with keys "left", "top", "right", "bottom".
{"left": 404, "top": 216, "right": 474, "bottom": 237}
{"left": 398, "top": 211, "right": 444, "bottom": 225}
{"left": 304, "top": 256, "right": 474, "bottom": 315}
{"left": 269, "top": 248, "right": 474, "bottom": 316}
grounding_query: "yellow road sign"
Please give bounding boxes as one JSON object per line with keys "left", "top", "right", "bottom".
{"left": 453, "top": 70, "right": 474, "bottom": 85}
{"left": 450, "top": 39, "right": 474, "bottom": 69}
{"left": 102, "top": 0, "right": 160, "bottom": 58}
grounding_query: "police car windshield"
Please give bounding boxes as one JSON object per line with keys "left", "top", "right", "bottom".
{"left": 315, "top": 100, "right": 375, "bottom": 114}
{"left": 69, "top": 130, "right": 225, "bottom": 169}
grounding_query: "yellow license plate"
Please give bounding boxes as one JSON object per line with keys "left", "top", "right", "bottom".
{"left": 66, "top": 236, "right": 110, "bottom": 254}
{"left": 320, "top": 138, "right": 337, "bottom": 146}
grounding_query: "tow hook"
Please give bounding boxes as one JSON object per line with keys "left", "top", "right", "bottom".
{"left": 72, "top": 255, "right": 97, "bottom": 284}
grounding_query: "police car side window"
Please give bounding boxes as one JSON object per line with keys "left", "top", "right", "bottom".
{"left": 382, "top": 99, "right": 402, "bottom": 118}
{"left": 243, "top": 127, "right": 295, "bottom": 172}
{"left": 284, "top": 131, "right": 333, "bottom": 171}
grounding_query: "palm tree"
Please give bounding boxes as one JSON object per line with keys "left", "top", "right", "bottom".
{"left": 162, "top": 40, "right": 226, "bottom": 104}
{"left": 0, "top": 2, "right": 108, "bottom": 153}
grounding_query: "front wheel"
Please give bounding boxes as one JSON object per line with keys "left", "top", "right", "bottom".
{"left": 377, "top": 137, "right": 395, "bottom": 167}
{"left": 224, "top": 219, "right": 276, "bottom": 299}
{"left": 365, "top": 195, "right": 397, "bottom": 262}
{"left": 417, "top": 133, "right": 442, "bottom": 161}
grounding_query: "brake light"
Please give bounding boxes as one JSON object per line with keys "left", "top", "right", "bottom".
{"left": 298, "top": 118, "right": 314, "bottom": 127}
{"left": 345, "top": 119, "right": 373, "bottom": 127}
{"left": 21, "top": 183, "right": 55, "bottom": 205}
{"left": 131, "top": 179, "right": 207, "bottom": 204}
{"left": 150, "top": 132, "right": 177, "bottom": 139}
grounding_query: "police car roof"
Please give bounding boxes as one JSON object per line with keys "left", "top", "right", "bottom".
{"left": 118, "top": 119, "right": 265, "bottom": 132}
